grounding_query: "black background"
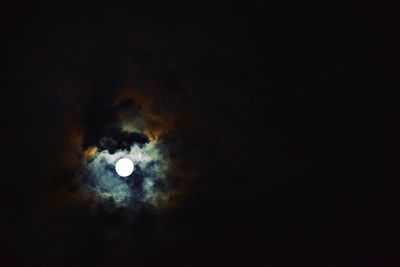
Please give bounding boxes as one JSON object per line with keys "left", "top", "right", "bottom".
{"left": 2, "top": 1, "right": 400, "bottom": 266}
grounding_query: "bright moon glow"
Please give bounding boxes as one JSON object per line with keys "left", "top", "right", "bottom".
{"left": 115, "top": 158, "right": 134, "bottom": 177}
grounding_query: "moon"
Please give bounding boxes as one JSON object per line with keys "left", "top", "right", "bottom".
{"left": 115, "top": 158, "right": 134, "bottom": 177}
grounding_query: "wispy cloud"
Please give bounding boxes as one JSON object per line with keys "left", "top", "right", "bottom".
{"left": 84, "top": 141, "right": 168, "bottom": 209}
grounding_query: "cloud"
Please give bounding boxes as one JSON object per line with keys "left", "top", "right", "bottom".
{"left": 84, "top": 141, "right": 168, "bottom": 209}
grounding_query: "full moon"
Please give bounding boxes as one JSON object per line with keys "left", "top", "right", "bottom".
{"left": 115, "top": 158, "right": 134, "bottom": 177}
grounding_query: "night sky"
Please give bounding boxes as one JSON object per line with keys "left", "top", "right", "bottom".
{"left": 2, "top": 1, "right": 400, "bottom": 266}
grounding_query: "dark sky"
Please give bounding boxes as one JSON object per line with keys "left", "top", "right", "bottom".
{"left": 2, "top": 1, "right": 400, "bottom": 266}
